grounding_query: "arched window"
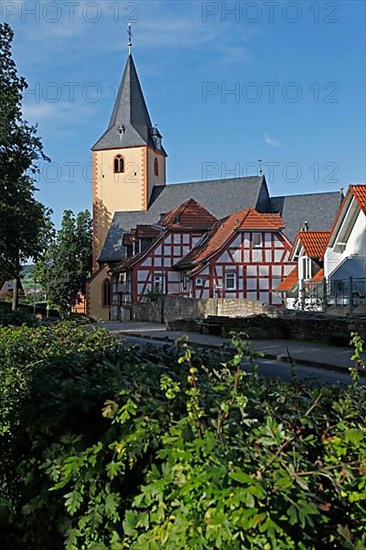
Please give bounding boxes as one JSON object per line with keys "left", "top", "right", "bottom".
{"left": 154, "top": 158, "right": 159, "bottom": 177}
{"left": 114, "top": 155, "right": 124, "bottom": 173}
{"left": 102, "top": 279, "right": 111, "bottom": 307}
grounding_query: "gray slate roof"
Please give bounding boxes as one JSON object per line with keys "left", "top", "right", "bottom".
{"left": 270, "top": 191, "right": 342, "bottom": 242}
{"left": 99, "top": 176, "right": 268, "bottom": 262}
{"left": 92, "top": 54, "right": 165, "bottom": 152}
{"left": 99, "top": 177, "right": 342, "bottom": 263}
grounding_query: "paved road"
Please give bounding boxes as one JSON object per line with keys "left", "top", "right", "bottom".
{"left": 124, "top": 335, "right": 362, "bottom": 386}
{"left": 100, "top": 321, "right": 366, "bottom": 372}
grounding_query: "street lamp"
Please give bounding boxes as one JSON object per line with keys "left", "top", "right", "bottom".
{"left": 150, "top": 223, "right": 168, "bottom": 324}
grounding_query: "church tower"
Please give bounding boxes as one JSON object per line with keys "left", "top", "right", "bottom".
{"left": 92, "top": 51, "right": 167, "bottom": 268}
{"left": 88, "top": 37, "right": 167, "bottom": 319}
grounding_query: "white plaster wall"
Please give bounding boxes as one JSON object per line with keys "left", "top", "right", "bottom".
{"left": 325, "top": 210, "right": 366, "bottom": 277}
{"left": 344, "top": 211, "right": 366, "bottom": 256}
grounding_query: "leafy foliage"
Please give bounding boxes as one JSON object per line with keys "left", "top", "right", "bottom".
{"left": 0, "top": 23, "right": 51, "bottom": 285}
{"left": 0, "top": 307, "right": 39, "bottom": 327}
{"left": 0, "top": 326, "right": 365, "bottom": 549}
{"left": 35, "top": 210, "right": 92, "bottom": 314}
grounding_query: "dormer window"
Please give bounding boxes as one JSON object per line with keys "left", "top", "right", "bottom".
{"left": 252, "top": 233, "right": 262, "bottom": 247}
{"left": 114, "top": 155, "right": 125, "bottom": 173}
{"left": 154, "top": 158, "right": 159, "bottom": 176}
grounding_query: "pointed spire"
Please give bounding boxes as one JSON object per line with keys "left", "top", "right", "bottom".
{"left": 92, "top": 49, "right": 166, "bottom": 154}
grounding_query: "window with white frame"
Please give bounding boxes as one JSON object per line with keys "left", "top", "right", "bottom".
{"left": 196, "top": 277, "right": 204, "bottom": 286}
{"left": 252, "top": 233, "right": 262, "bottom": 247}
{"left": 225, "top": 272, "right": 237, "bottom": 290}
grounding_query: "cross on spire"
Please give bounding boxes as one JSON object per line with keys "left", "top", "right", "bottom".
{"left": 258, "top": 158, "right": 263, "bottom": 176}
{"left": 127, "top": 23, "right": 133, "bottom": 55}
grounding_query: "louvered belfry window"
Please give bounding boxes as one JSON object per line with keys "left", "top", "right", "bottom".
{"left": 114, "top": 155, "right": 125, "bottom": 173}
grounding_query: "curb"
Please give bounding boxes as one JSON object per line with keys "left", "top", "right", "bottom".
{"left": 119, "top": 331, "right": 366, "bottom": 378}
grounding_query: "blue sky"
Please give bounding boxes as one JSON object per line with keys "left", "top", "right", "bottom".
{"left": 3, "top": 0, "right": 365, "bottom": 227}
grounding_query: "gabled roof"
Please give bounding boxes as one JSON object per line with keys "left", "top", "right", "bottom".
{"left": 176, "top": 208, "right": 285, "bottom": 270}
{"left": 351, "top": 185, "right": 366, "bottom": 214}
{"left": 99, "top": 176, "right": 268, "bottom": 262}
{"left": 99, "top": 175, "right": 343, "bottom": 264}
{"left": 291, "top": 231, "right": 330, "bottom": 260}
{"left": 135, "top": 225, "right": 160, "bottom": 239}
{"left": 275, "top": 267, "right": 298, "bottom": 292}
{"left": 310, "top": 268, "right": 324, "bottom": 284}
{"left": 328, "top": 184, "right": 366, "bottom": 248}
{"left": 116, "top": 251, "right": 144, "bottom": 271}
{"left": 115, "top": 200, "right": 216, "bottom": 271}
{"left": 0, "top": 279, "right": 25, "bottom": 296}
{"left": 159, "top": 199, "right": 217, "bottom": 229}
{"left": 92, "top": 54, "right": 165, "bottom": 153}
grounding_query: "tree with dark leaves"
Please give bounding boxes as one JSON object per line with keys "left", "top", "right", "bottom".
{"left": 0, "top": 23, "right": 51, "bottom": 310}
{"left": 36, "top": 210, "right": 92, "bottom": 316}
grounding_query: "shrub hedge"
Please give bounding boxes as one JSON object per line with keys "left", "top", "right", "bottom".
{"left": 0, "top": 325, "right": 365, "bottom": 549}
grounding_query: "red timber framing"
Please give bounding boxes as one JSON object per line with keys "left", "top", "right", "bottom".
{"left": 189, "top": 231, "right": 295, "bottom": 305}
{"left": 174, "top": 209, "right": 297, "bottom": 306}
{"left": 133, "top": 230, "right": 204, "bottom": 303}
{"left": 111, "top": 199, "right": 217, "bottom": 312}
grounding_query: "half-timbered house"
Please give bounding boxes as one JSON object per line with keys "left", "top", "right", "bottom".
{"left": 175, "top": 208, "right": 295, "bottom": 305}
{"left": 110, "top": 199, "right": 217, "bottom": 320}
{"left": 87, "top": 43, "right": 343, "bottom": 320}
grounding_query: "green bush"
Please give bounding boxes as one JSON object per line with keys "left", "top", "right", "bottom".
{"left": 0, "top": 323, "right": 121, "bottom": 547}
{"left": 0, "top": 326, "right": 365, "bottom": 549}
{"left": 0, "top": 308, "right": 39, "bottom": 327}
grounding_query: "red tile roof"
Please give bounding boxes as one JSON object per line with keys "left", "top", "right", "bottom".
{"left": 262, "top": 213, "right": 285, "bottom": 227}
{"left": 136, "top": 225, "right": 161, "bottom": 239}
{"left": 351, "top": 185, "right": 366, "bottom": 215}
{"left": 123, "top": 225, "right": 160, "bottom": 246}
{"left": 310, "top": 268, "right": 324, "bottom": 284}
{"left": 294, "top": 231, "right": 330, "bottom": 260}
{"left": 117, "top": 251, "right": 143, "bottom": 271}
{"left": 116, "top": 200, "right": 217, "bottom": 272}
{"left": 275, "top": 267, "right": 298, "bottom": 292}
{"left": 328, "top": 184, "right": 366, "bottom": 240}
{"left": 176, "top": 208, "right": 285, "bottom": 270}
{"left": 159, "top": 198, "right": 217, "bottom": 229}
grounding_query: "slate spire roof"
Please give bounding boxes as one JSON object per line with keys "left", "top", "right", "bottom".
{"left": 92, "top": 54, "right": 165, "bottom": 153}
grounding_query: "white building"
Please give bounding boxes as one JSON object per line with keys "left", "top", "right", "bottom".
{"left": 325, "top": 185, "right": 366, "bottom": 280}
{"left": 277, "top": 185, "right": 366, "bottom": 314}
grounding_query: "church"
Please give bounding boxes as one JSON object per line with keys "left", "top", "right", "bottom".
{"left": 87, "top": 44, "right": 341, "bottom": 321}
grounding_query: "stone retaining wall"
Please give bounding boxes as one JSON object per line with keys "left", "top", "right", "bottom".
{"left": 168, "top": 311, "right": 366, "bottom": 345}
{"left": 132, "top": 296, "right": 277, "bottom": 323}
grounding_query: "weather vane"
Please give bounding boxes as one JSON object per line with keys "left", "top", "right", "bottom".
{"left": 127, "top": 23, "right": 133, "bottom": 55}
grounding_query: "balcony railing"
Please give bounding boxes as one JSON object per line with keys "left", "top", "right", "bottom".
{"left": 294, "top": 277, "right": 366, "bottom": 314}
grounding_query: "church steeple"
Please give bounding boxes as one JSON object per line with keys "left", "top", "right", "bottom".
{"left": 89, "top": 33, "right": 167, "bottom": 320}
{"left": 92, "top": 53, "right": 165, "bottom": 154}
